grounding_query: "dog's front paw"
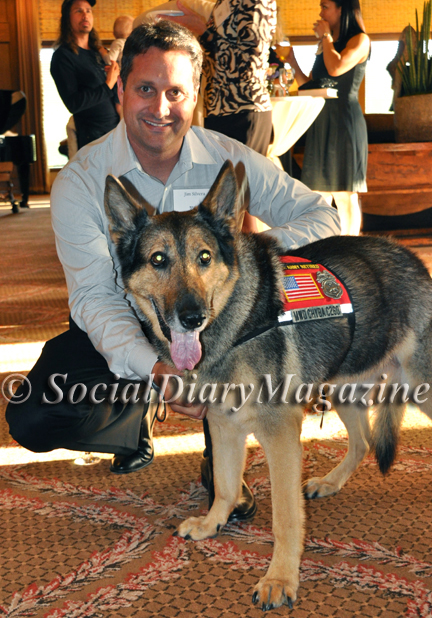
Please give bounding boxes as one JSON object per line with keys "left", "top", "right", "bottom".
{"left": 303, "top": 476, "right": 340, "bottom": 499}
{"left": 176, "top": 516, "right": 222, "bottom": 541}
{"left": 252, "top": 576, "right": 297, "bottom": 611}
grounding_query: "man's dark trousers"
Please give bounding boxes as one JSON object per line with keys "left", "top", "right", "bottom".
{"left": 6, "top": 318, "right": 146, "bottom": 455}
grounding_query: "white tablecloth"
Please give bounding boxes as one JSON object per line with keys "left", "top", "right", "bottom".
{"left": 248, "top": 96, "right": 325, "bottom": 232}
{"left": 267, "top": 96, "right": 325, "bottom": 168}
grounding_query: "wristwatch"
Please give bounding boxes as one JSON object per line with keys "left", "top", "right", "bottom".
{"left": 323, "top": 32, "right": 333, "bottom": 42}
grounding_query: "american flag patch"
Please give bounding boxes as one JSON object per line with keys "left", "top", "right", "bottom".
{"left": 283, "top": 274, "right": 323, "bottom": 302}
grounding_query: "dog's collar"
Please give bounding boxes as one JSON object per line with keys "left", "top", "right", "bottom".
{"left": 232, "top": 256, "right": 355, "bottom": 348}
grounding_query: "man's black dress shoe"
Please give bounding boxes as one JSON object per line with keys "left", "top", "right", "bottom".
{"left": 110, "top": 403, "right": 155, "bottom": 474}
{"left": 200, "top": 455, "right": 257, "bottom": 522}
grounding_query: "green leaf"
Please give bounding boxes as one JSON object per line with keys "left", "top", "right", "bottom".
{"left": 399, "top": 0, "right": 432, "bottom": 96}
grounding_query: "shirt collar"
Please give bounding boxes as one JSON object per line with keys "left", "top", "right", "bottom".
{"left": 184, "top": 127, "right": 218, "bottom": 166}
{"left": 110, "top": 120, "right": 141, "bottom": 177}
{"left": 111, "top": 121, "right": 218, "bottom": 178}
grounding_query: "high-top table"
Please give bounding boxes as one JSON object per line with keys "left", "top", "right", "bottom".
{"left": 242, "top": 95, "right": 326, "bottom": 233}
{"left": 267, "top": 95, "right": 325, "bottom": 168}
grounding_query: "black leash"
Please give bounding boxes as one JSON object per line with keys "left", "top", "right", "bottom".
{"left": 232, "top": 320, "right": 280, "bottom": 349}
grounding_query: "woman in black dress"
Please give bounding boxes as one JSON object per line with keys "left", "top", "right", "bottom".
{"left": 287, "top": 0, "right": 370, "bottom": 235}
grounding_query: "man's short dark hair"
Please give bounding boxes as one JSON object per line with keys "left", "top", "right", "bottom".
{"left": 120, "top": 21, "right": 203, "bottom": 90}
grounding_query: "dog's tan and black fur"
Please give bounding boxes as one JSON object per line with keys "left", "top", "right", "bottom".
{"left": 104, "top": 161, "right": 432, "bottom": 611}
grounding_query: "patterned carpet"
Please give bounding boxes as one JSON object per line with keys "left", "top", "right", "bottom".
{"left": 0, "top": 205, "right": 431, "bottom": 618}
{"left": 0, "top": 202, "right": 69, "bottom": 344}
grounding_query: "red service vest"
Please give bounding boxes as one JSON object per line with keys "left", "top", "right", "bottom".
{"left": 279, "top": 256, "right": 353, "bottom": 324}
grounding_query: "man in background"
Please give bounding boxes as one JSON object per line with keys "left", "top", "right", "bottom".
{"left": 50, "top": 0, "right": 120, "bottom": 151}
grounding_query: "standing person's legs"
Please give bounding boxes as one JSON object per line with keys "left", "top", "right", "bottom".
{"left": 201, "top": 417, "right": 256, "bottom": 521}
{"left": 205, "top": 111, "right": 273, "bottom": 235}
{"left": 204, "top": 110, "right": 273, "bottom": 155}
{"left": 5, "top": 319, "right": 153, "bottom": 467}
{"left": 319, "top": 191, "right": 362, "bottom": 236}
{"left": 242, "top": 110, "right": 273, "bottom": 156}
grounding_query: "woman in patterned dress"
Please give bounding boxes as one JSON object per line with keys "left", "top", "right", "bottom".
{"left": 164, "top": 0, "right": 276, "bottom": 234}
{"left": 164, "top": 0, "right": 276, "bottom": 156}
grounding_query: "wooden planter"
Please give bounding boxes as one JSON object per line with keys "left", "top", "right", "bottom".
{"left": 360, "top": 142, "right": 432, "bottom": 229}
{"left": 394, "top": 93, "right": 432, "bottom": 142}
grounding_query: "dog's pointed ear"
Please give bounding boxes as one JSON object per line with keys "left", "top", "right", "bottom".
{"left": 200, "top": 160, "right": 247, "bottom": 232}
{"left": 104, "top": 175, "right": 150, "bottom": 242}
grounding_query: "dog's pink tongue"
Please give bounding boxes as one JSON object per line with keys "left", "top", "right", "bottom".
{"left": 170, "top": 330, "right": 202, "bottom": 371}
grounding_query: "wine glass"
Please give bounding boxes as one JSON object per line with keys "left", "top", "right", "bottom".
{"left": 266, "top": 65, "right": 278, "bottom": 95}
{"left": 276, "top": 35, "right": 291, "bottom": 62}
{"left": 280, "top": 67, "right": 295, "bottom": 94}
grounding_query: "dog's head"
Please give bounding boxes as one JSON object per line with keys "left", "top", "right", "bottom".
{"left": 104, "top": 160, "right": 249, "bottom": 371}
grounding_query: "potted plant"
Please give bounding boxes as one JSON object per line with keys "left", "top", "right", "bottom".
{"left": 394, "top": 0, "right": 432, "bottom": 142}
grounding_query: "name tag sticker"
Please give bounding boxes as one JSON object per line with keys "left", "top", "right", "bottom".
{"left": 173, "top": 188, "right": 210, "bottom": 212}
{"left": 213, "top": 0, "right": 230, "bottom": 27}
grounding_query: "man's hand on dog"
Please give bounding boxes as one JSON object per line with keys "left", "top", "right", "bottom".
{"left": 153, "top": 361, "right": 208, "bottom": 420}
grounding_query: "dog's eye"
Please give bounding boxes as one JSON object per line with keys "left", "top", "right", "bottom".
{"left": 150, "top": 252, "right": 166, "bottom": 267}
{"left": 199, "top": 250, "right": 211, "bottom": 265}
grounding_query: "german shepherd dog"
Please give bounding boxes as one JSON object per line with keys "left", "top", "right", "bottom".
{"left": 104, "top": 161, "right": 432, "bottom": 611}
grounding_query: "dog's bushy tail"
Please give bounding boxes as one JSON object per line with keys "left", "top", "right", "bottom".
{"left": 371, "top": 402, "right": 405, "bottom": 474}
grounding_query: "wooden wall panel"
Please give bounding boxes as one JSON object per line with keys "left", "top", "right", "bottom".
{"left": 0, "top": 43, "right": 12, "bottom": 89}
{"left": 0, "top": 0, "right": 19, "bottom": 90}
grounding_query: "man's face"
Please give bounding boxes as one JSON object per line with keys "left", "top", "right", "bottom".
{"left": 69, "top": 0, "right": 94, "bottom": 37}
{"left": 118, "top": 47, "right": 198, "bottom": 162}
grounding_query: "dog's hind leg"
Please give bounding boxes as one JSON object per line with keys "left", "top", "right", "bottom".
{"left": 177, "top": 413, "right": 248, "bottom": 540}
{"left": 415, "top": 388, "right": 432, "bottom": 423}
{"left": 251, "top": 408, "right": 304, "bottom": 610}
{"left": 304, "top": 402, "right": 371, "bottom": 499}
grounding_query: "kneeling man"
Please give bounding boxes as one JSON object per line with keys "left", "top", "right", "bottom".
{"left": 6, "top": 21, "right": 340, "bottom": 521}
